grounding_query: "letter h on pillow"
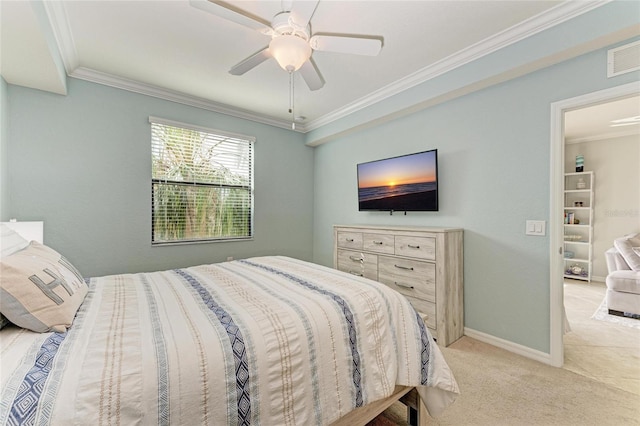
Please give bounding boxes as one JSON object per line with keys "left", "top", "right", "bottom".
{"left": 0, "top": 241, "right": 87, "bottom": 332}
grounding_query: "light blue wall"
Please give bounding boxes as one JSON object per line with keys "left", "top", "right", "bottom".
{"left": 1, "top": 77, "right": 8, "bottom": 221}
{"left": 305, "top": 0, "right": 640, "bottom": 146}
{"left": 7, "top": 78, "right": 313, "bottom": 277}
{"left": 312, "top": 40, "right": 639, "bottom": 353}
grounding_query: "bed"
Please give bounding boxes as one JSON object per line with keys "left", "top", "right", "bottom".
{"left": 0, "top": 224, "right": 458, "bottom": 425}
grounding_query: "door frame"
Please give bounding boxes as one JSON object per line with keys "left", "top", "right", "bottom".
{"left": 549, "top": 81, "right": 640, "bottom": 367}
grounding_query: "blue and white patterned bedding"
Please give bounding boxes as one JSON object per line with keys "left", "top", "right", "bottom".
{"left": 0, "top": 256, "right": 458, "bottom": 425}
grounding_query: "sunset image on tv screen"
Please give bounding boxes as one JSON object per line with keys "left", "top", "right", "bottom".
{"left": 357, "top": 150, "right": 438, "bottom": 211}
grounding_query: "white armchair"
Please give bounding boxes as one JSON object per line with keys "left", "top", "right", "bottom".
{"left": 604, "top": 233, "right": 640, "bottom": 317}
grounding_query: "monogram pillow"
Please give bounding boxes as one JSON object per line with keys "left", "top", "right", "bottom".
{"left": 0, "top": 241, "right": 87, "bottom": 332}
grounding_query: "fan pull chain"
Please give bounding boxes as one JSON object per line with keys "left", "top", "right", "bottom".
{"left": 289, "top": 70, "right": 295, "bottom": 130}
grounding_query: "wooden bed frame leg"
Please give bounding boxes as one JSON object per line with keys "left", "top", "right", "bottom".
{"left": 401, "top": 387, "right": 431, "bottom": 426}
{"left": 408, "top": 406, "right": 417, "bottom": 426}
{"left": 407, "top": 396, "right": 430, "bottom": 426}
{"left": 330, "top": 386, "right": 414, "bottom": 426}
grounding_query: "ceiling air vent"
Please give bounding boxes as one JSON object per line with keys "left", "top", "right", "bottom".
{"left": 607, "top": 40, "right": 640, "bottom": 78}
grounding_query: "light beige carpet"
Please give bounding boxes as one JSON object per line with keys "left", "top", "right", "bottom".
{"left": 372, "top": 336, "right": 640, "bottom": 425}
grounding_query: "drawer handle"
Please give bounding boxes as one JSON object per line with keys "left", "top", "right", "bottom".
{"left": 349, "top": 271, "right": 363, "bottom": 277}
{"left": 346, "top": 238, "right": 354, "bottom": 242}
{"left": 394, "top": 264, "right": 414, "bottom": 271}
{"left": 394, "top": 281, "right": 415, "bottom": 289}
{"left": 349, "top": 255, "right": 363, "bottom": 262}
{"left": 407, "top": 244, "right": 420, "bottom": 249}
{"left": 373, "top": 241, "right": 383, "bottom": 245}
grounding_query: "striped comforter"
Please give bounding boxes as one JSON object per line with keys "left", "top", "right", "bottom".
{"left": 0, "top": 256, "right": 458, "bottom": 425}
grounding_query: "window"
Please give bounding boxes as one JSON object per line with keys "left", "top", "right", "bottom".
{"left": 150, "top": 117, "right": 254, "bottom": 244}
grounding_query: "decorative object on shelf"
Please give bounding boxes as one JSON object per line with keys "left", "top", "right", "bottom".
{"left": 576, "top": 177, "right": 586, "bottom": 189}
{"left": 574, "top": 201, "right": 583, "bottom": 207}
{"left": 565, "top": 251, "right": 575, "bottom": 259}
{"left": 575, "top": 155, "right": 584, "bottom": 172}
{"left": 565, "top": 234, "right": 582, "bottom": 241}
{"left": 565, "top": 264, "right": 590, "bottom": 277}
{"left": 565, "top": 212, "right": 579, "bottom": 224}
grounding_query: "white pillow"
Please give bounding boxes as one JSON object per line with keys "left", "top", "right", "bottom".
{"left": 614, "top": 233, "right": 640, "bottom": 272}
{"left": 0, "top": 224, "right": 29, "bottom": 258}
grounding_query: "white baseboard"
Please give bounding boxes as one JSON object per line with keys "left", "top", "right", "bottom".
{"left": 463, "top": 327, "right": 553, "bottom": 365}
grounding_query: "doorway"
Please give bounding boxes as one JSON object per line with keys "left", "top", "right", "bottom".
{"left": 549, "top": 81, "right": 640, "bottom": 368}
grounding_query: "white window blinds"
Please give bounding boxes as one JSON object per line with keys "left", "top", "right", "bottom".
{"left": 150, "top": 117, "right": 254, "bottom": 244}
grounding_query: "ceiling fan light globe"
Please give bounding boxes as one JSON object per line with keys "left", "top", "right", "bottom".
{"left": 269, "top": 35, "right": 311, "bottom": 72}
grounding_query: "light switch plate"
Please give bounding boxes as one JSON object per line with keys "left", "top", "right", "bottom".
{"left": 526, "top": 220, "right": 546, "bottom": 236}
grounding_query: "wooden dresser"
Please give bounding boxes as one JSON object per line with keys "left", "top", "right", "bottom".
{"left": 333, "top": 225, "right": 463, "bottom": 346}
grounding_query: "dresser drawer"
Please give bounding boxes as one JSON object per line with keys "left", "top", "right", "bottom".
{"left": 363, "top": 233, "right": 394, "bottom": 254}
{"left": 395, "top": 235, "right": 436, "bottom": 260}
{"left": 337, "top": 232, "right": 363, "bottom": 250}
{"left": 404, "top": 296, "right": 436, "bottom": 330}
{"left": 378, "top": 256, "right": 435, "bottom": 302}
{"left": 337, "top": 249, "right": 378, "bottom": 280}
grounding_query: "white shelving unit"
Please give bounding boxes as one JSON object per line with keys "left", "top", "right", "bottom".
{"left": 563, "top": 171, "right": 594, "bottom": 281}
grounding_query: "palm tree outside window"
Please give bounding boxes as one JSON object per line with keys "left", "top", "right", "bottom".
{"left": 150, "top": 117, "right": 254, "bottom": 244}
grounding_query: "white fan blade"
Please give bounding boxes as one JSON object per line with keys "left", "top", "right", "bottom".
{"left": 310, "top": 35, "right": 382, "bottom": 56}
{"left": 190, "top": 0, "right": 271, "bottom": 33}
{"left": 229, "top": 47, "right": 272, "bottom": 75}
{"left": 299, "top": 58, "right": 325, "bottom": 91}
{"left": 289, "top": 0, "right": 319, "bottom": 29}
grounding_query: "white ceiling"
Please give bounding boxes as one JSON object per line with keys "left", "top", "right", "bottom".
{"left": 1, "top": 0, "right": 637, "bottom": 136}
{"left": 564, "top": 95, "right": 640, "bottom": 143}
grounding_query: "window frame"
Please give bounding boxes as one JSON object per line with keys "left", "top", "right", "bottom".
{"left": 149, "top": 116, "right": 255, "bottom": 246}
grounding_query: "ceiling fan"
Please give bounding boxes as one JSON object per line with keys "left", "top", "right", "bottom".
{"left": 190, "top": 0, "right": 383, "bottom": 91}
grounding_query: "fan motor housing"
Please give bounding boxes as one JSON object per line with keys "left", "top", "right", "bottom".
{"left": 271, "top": 12, "right": 309, "bottom": 40}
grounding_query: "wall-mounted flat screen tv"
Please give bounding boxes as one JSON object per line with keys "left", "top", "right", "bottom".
{"left": 357, "top": 149, "right": 438, "bottom": 212}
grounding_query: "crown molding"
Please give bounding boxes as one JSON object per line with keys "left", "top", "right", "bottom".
{"left": 304, "top": 0, "right": 609, "bottom": 132}
{"left": 42, "top": 0, "right": 78, "bottom": 72}
{"left": 45, "top": 1, "right": 304, "bottom": 132}
{"left": 565, "top": 127, "right": 640, "bottom": 144}
{"left": 69, "top": 67, "right": 302, "bottom": 131}
{"left": 46, "top": 0, "right": 607, "bottom": 135}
